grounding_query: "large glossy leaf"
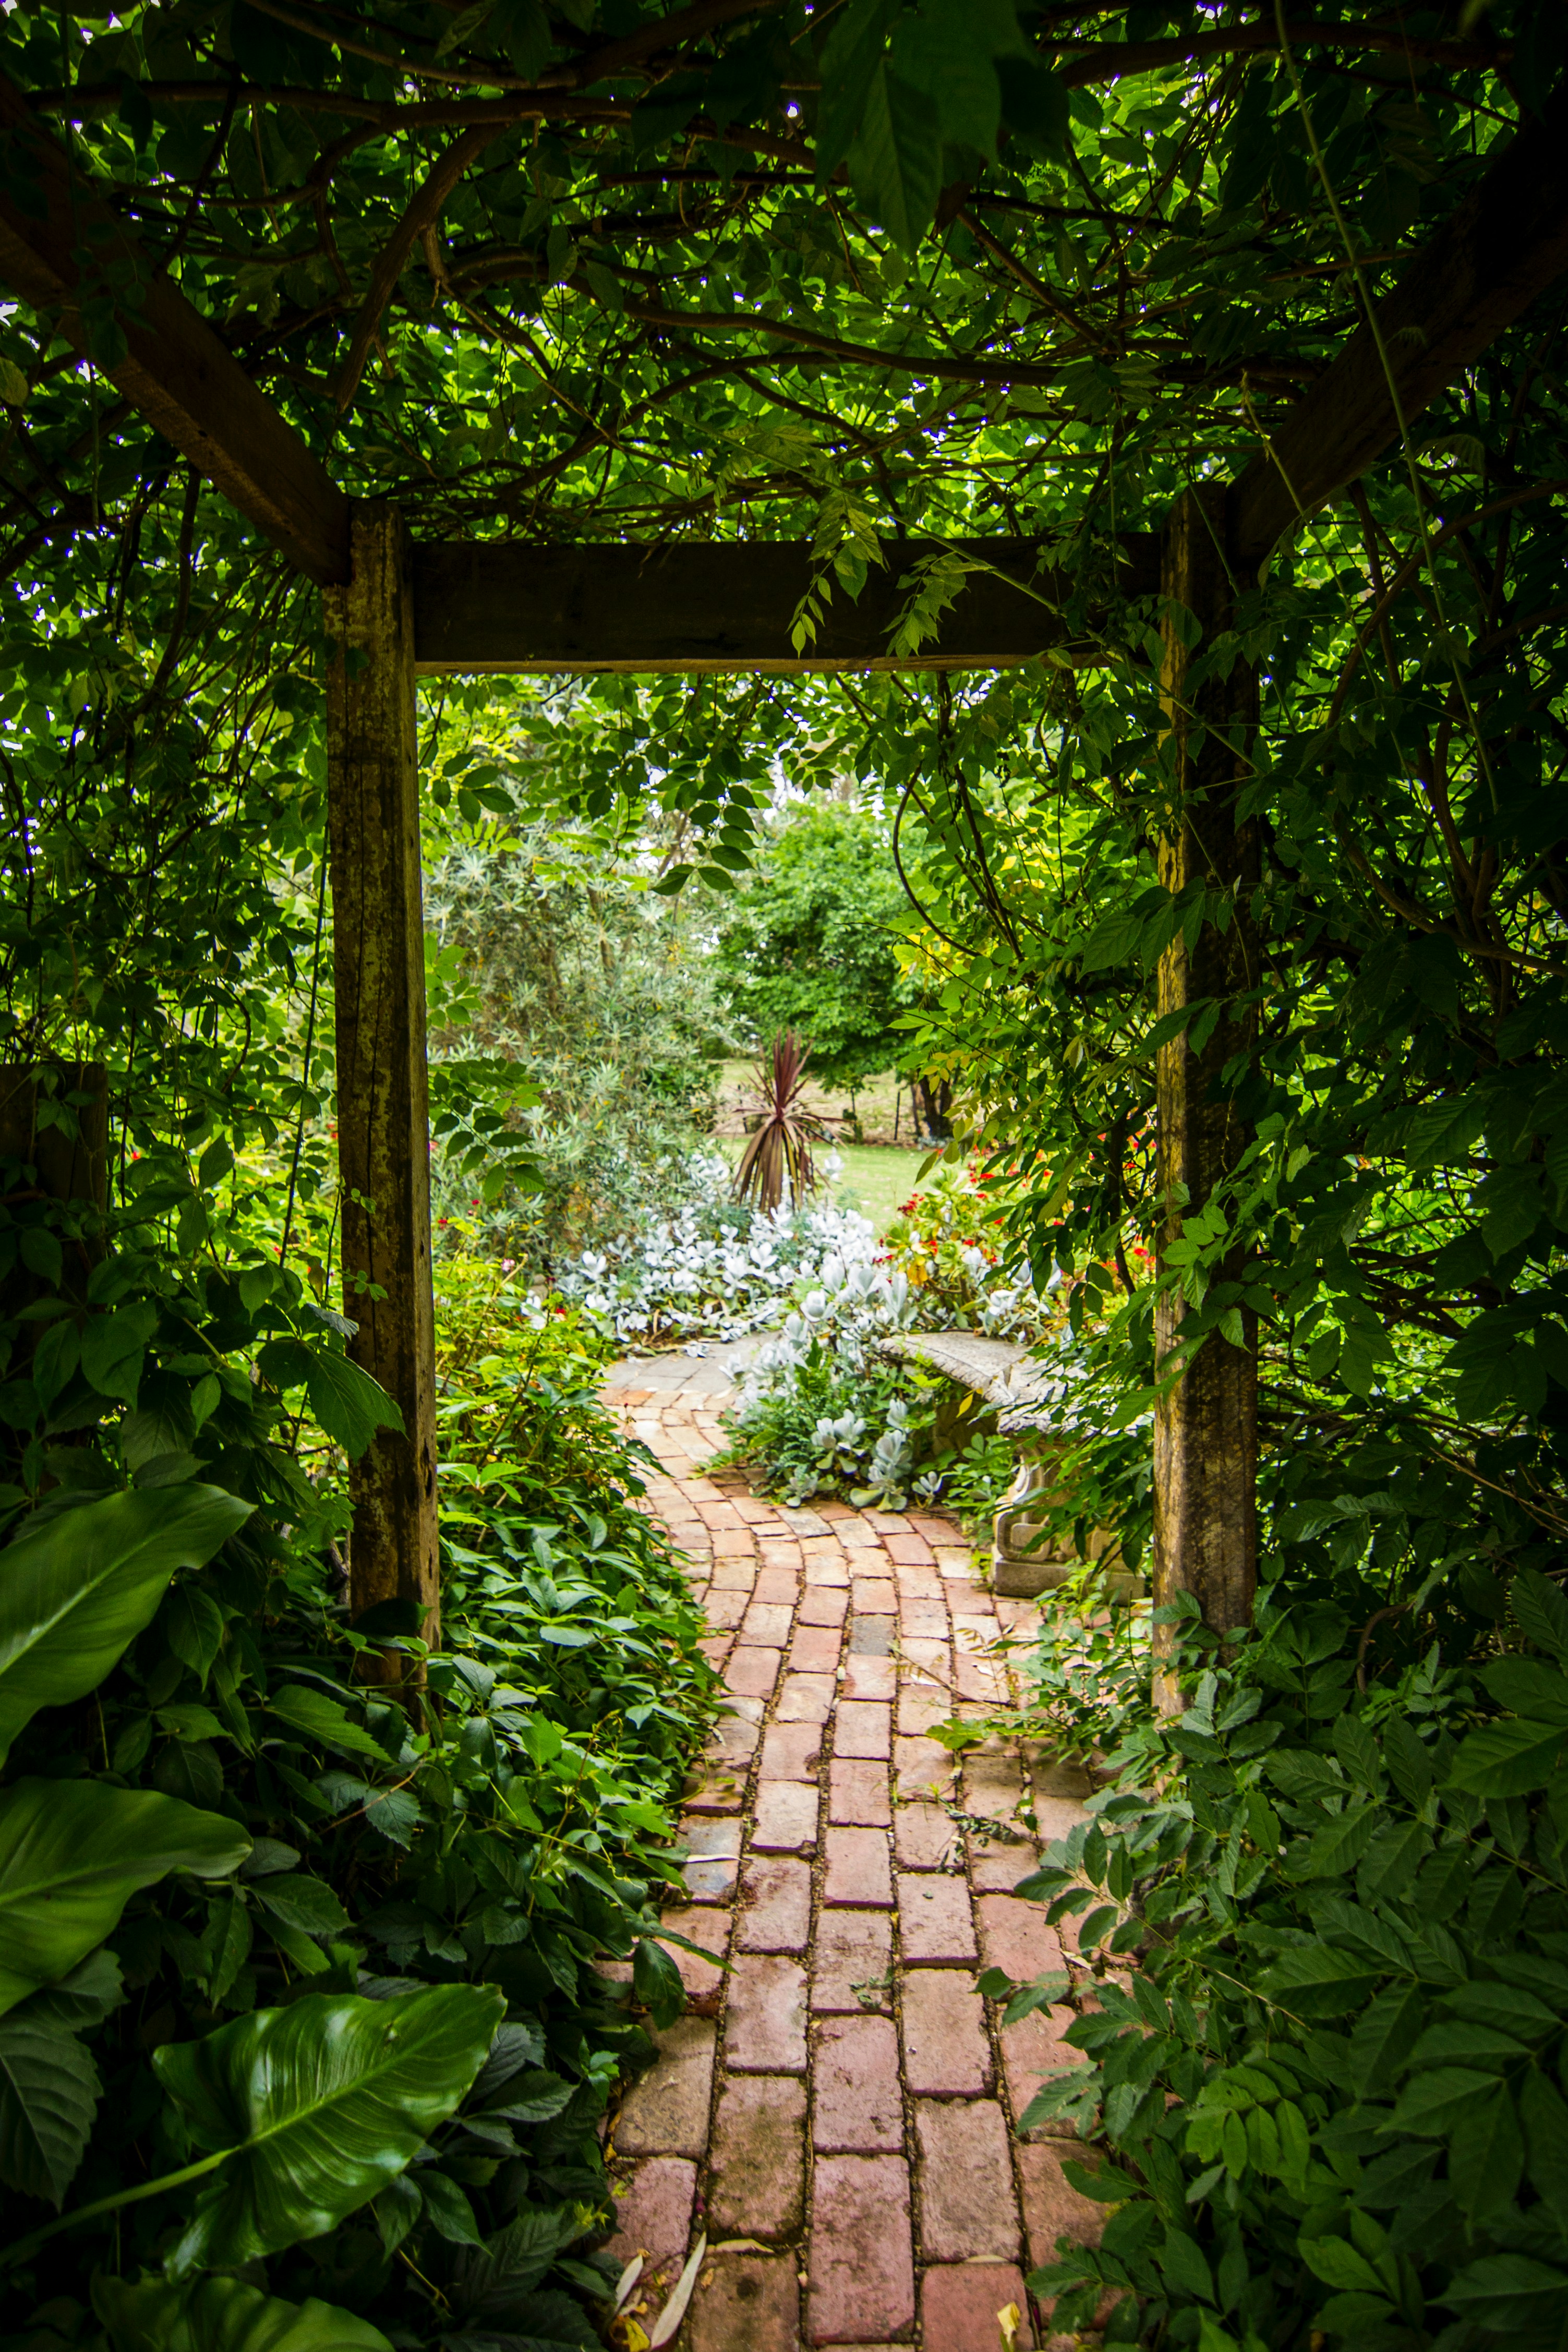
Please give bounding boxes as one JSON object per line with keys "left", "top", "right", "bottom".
{"left": 0, "top": 2016, "right": 99, "bottom": 2205}
{"left": 154, "top": 1985, "right": 505, "bottom": 2274}
{"left": 0, "top": 1486, "right": 253, "bottom": 1766}
{"left": 93, "top": 2275, "right": 394, "bottom": 2352}
{"left": 0, "top": 1779, "right": 250, "bottom": 2017}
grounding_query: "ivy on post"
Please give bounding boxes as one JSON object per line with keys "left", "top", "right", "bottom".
{"left": 1152, "top": 483, "right": 1261, "bottom": 1705}
{"left": 325, "top": 503, "right": 440, "bottom": 1677}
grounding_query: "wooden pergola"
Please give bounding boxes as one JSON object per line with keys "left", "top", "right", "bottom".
{"left": 4, "top": 66, "right": 1566, "bottom": 1683}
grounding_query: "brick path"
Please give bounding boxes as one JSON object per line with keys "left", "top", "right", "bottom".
{"left": 598, "top": 1352, "right": 1106, "bottom": 2351}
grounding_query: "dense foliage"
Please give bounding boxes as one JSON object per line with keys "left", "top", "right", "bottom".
{"left": 5, "top": 0, "right": 1568, "bottom": 2343}
{"left": 984, "top": 1581, "right": 1568, "bottom": 2350}
{"left": 722, "top": 1157, "right": 1056, "bottom": 1513}
{"left": 426, "top": 823, "right": 721, "bottom": 1269}
{"left": 0, "top": 1220, "right": 714, "bottom": 2346}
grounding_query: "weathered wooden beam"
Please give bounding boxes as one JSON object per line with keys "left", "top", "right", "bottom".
{"left": 325, "top": 504, "right": 441, "bottom": 1673}
{"left": 1151, "top": 484, "right": 1261, "bottom": 1702}
{"left": 411, "top": 534, "right": 1163, "bottom": 673}
{"left": 1234, "top": 78, "right": 1568, "bottom": 569}
{"left": 0, "top": 73, "right": 351, "bottom": 586}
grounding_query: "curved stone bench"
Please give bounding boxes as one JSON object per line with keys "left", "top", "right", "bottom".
{"left": 880, "top": 1331, "right": 1144, "bottom": 1601}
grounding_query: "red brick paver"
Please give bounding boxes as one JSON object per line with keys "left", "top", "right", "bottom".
{"left": 600, "top": 1353, "right": 1102, "bottom": 2348}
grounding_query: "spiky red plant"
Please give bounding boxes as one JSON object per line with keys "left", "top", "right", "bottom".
{"left": 732, "top": 1030, "right": 827, "bottom": 1214}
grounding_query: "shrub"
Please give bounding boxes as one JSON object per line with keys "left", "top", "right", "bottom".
{"left": 0, "top": 1201, "right": 715, "bottom": 2347}
{"left": 987, "top": 1584, "right": 1568, "bottom": 2352}
{"left": 551, "top": 1151, "right": 879, "bottom": 1347}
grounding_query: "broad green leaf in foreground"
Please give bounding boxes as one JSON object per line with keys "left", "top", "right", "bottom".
{"left": 0, "top": 2016, "right": 100, "bottom": 2205}
{"left": 154, "top": 1985, "right": 505, "bottom": 2273}
{"left": 254, "top": 1340, "right": 404, "bottom": 1458}
{"left": 0, "top": 1780, "right": 251, "bottom": 2017}
{"left": 0, "top": 1485, "right": 254, "bottom": 1766}
{"left": 93, "top": 2274, "right": 394, "bottom": 2352}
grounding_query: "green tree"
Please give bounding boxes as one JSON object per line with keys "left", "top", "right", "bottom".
{"left": 425, "top": 822, "right": 721, "bottom": 1260}
{"left": 710, "top": 806, "right": 915, "bottom": 1096}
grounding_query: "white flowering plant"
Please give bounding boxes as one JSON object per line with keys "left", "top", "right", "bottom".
{"left": 549, "top": 1150, "right": 889, "bottom": 1348}
{"left": 721, "top": 1163, "right": 1063, "bottom": 1511}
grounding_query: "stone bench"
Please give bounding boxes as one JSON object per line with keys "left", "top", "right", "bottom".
{"left": 880, "top": 1331, "right": 1143, "bottom": 1601}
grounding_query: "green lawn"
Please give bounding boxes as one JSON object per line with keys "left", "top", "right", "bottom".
{"left": 826, "top": 1141, "right": 931, "bottom": 1233}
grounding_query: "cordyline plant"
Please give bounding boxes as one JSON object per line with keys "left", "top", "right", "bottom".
{"left": 732, "top": 1032, "right": 826, "bottom": 1215}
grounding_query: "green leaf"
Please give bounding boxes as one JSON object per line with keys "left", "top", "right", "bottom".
{"left": 1449, "top": 1716, "right": 1568, "bottom": 1796}
{"left": 1314, "top": 2292, "right": 1394, "bottom": 2332}
{"left": 632, "top": 1935, "right": 685, "bottom": 2030}
{"left": 267, "top": 1685, "right": 394, "bottom": 1763}
{"left": 0, "top": 1486, "right": 252, "bottom": 1767}
{"left": 303, "top": 1353, "right": 404, "bottom": 1459}
{"left": 163, "top": 1585, "right": 227, "bottom": 1685}
{"left": 997, "top": 55, "right": 1069, "bottom": 155}
{"left": 22, "top": 1948, "right": 125, "bottom": 2031}
{"left": 418, "top": 2166, "right": 483, "bottom": 2244}
{"left": 249, "top": 1875, "right": 352, "bottom": 1938}
{"left": 79, "top": 1303, "right": 158, "bottom": 1402}
{"left": 492, "top": 0, "right": 551, "bottom": 83}
{"left": 1448, "top": 2079, "right": 1524, "bottom": 2224}
{"left": 0, "top": 2017, "right": 99, "bottom": 2204}
{"left": 0, "top": 1779, "right": 250, "bottom": 2017}
{"left": 1441, "top": 2253, "right": 1568, "bottom": 2327}
{"left": 1481, "top": 1655, "right": 1568, "bottom": 1723}
{"left": 449, "top": 2204, "right": 588, "bottom": 2315}
{"left": 1390, "top": 2065, "right": 1498, "bottom": 2138}
{"left": 1079, "top": 909, "right": 1144, "bottom": 973}
{"left": 259, "top": 1344, "right": 402, "bottom": 1458}
{"left": 487, "top": 2067, "right": 573, "bottom": 2125}
{"left": 1442, "top": 1981, "right": 1558, "bottom": 2040}
{"left": 154, "top": 1985, "right": 504, "bottom": 2274}
{"left": 815, "top": 0, "right": 901, "bottom": 180}
{"left": 849, "top": 67, "right": 942, "bottom": 254}
{"left": 1159, "top": 2227, "right": 1214, "bottom": 2301}
{"left": 1408, "top": 2019, "right": 1528, "bottom": 2070}
{"left": 1348, "top": 1985, "right": 1424, "bottom": 2094}
{"left": 1290, "top": 1802, "right": 1379, "bottom": 1879}
{"left": 1297, "top": 2235, "right": 1385, "bottom": 2295}
{"left": 1256, "top": 1945, "right": 1380, "bottom": 2017}
{"left": 1510, "top": 1566, "right": 1568, "bottom": 1660}
{"left": 1519, "top": 2066, "right": 1568, "bottom": 2210}
{"left": 890, "top": 0, "right": 1009, "bottom": 161}
{"left": 93, "top": 2274, "right": 395, "bottom": 2351}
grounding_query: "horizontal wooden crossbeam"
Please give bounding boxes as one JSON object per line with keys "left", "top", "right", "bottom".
{"left": 409, "top": 535, "right": 1163, "bottom": 673}
{"left": 0, "top": 73, "right": 351, "bottom": 586}
{"left": 5, "top": 63, "right": 1565, "bottom": 633}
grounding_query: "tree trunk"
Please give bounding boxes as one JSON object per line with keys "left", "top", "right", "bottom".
{"left": 325, "top": 503, "right": 440, "bottom": 1675}
{"left": 1151, "top": 484, "right": 1261, "bottom": 1707}
{"left": 914, "top": 1076, "right": 954, "bottom": 1140}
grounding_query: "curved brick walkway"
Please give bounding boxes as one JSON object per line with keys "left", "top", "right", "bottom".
{"left": 598, "top": 1352, "right": 1106, "bottom": 2352}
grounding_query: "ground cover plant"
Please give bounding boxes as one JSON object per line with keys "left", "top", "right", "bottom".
{"left": 3, "top": 2, "right": 1568, "bottom": 2346}
{"left": 721, "top": 1156, "right": 1064, "bottom": 1513}
{"left": 0, "top": 1171, "right": 715, "bottom": 2348}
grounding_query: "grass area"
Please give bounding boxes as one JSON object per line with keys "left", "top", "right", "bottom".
{"left": 827, "top": 1141, "right": 931, "bottom": 1231}
{"left": 710, "top": 1058, "right": 934, "bottom": 1235}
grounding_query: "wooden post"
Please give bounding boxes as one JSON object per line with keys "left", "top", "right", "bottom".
{"left": 325, "top": 503, "right": 440, "bottom": 1670}
{"left": 1151, "top": 484, "right": 1261, "bottom": 1703}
